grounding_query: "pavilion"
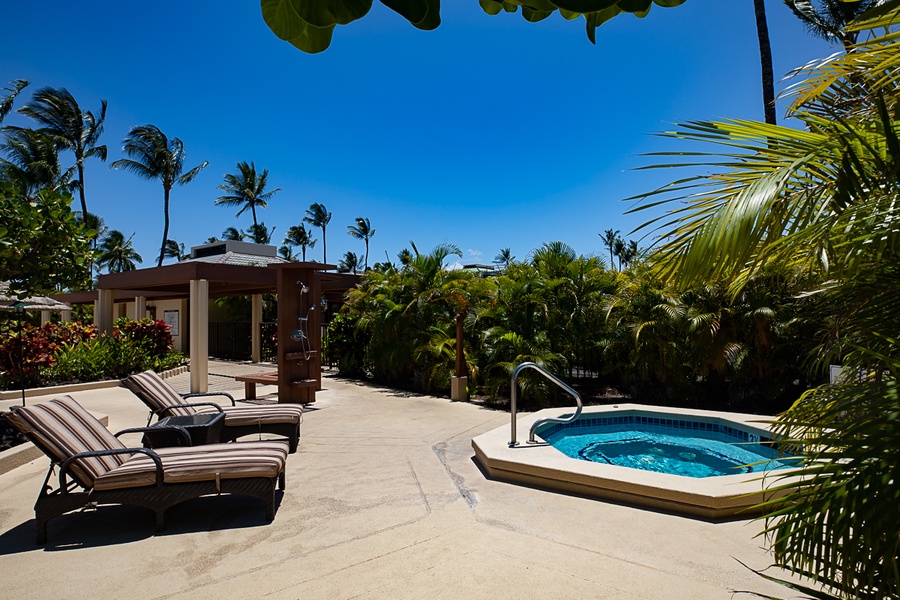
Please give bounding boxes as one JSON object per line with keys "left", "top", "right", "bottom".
{"left": 55, "top": 241, "right": 357, "bottom": 396}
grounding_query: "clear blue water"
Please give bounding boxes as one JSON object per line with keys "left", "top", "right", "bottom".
{"left": 542, "top": 423, "right": 798, "bottom": 478}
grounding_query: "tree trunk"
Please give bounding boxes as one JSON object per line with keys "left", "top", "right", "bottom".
{"left": 753, "top": 0, "right": 777, "bottom": 125}
{"left": 159, "top": 187, "right": 170, "bottom": 267}
{"left": 77, "top": 162, "right": 88, "bottom": 218}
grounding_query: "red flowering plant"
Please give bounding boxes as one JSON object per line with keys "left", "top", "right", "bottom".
{"left": 0, "top": 322, "right": 60, "bottom": 388}
{"left": 113, "top": 318, "right": 174, "bottom": 357}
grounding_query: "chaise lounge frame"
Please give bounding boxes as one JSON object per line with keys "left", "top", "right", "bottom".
{"left": 5, "top": 397, "right": 287, "bottom": 544}
{"left": 123, "top": 370, "right": 301, "bottom": 453}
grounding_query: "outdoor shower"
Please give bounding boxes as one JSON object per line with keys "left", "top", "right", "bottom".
{"left": 290, "top": 281, "right": 316, "bottom": 359}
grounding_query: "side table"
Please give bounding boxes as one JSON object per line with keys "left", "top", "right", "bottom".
{"left": 142, "top": 412, "right": 225, "bottom": 448}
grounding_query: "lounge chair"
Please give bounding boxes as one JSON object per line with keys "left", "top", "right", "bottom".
{"left": 123, "top": 370, "right": 302, "bottom": 453}
{"left": 4, "top": 396, "right": 288, "bottom": 544}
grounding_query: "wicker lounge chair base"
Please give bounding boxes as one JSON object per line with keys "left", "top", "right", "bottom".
{"left": 220, "top": 423, "right": 300, "bottom": 453}
{"left": 34, "top": 475, "right": 284, "bottom": 544}
{"left": 5, "top": 396, "right": 289, "bottom": 545}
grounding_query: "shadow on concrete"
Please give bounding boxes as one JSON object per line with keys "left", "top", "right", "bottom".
{"left": 0, "top": 492, "right": 285, "bottom": 554}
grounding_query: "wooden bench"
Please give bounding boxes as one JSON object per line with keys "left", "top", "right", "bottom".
{"left": 234, "top": 371, "right": 279, "bottom": 400}
{"left": 234, "top": 371, "right": 318, "bottom": 401}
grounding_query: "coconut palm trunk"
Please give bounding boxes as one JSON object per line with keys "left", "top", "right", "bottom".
{"left": 753, "top": 0, "right": 777, "bottom": 125}
{"left": 160, "top": 187, "right": 171, "bottom": 267}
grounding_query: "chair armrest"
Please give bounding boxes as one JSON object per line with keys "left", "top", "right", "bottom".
{"left": 183, "top": 391, "right": 236, "bottom": 406}
{"left": 115, "top": 425, "right": 191, "bottom": 447}
{"left": 153, "top": 402, "right": 225, "bottom": 418}
{"left": 58, "top": 448, "right": 164, "bottom": 490}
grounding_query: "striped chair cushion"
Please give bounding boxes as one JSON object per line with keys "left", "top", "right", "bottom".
{"left": 123, "top": 370, "right": 198, "bottom": 418}
{"left": 195, "top": 404, "right": 303, "bottom": 427}
{"left": 94, "top": 441, "right": 288, "bottom": 491}
{"left": 6, "top": 396, "right": 129, "bottom": 488}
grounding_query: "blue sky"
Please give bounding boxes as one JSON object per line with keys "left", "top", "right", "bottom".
{"left": 3, "top": 1, "right": 835, "bottom": 270}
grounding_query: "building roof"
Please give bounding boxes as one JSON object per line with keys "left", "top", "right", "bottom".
{"left": 0, "top": 282, "right": 71, "bottom": 311}
{"left": 181, "top": 250, "right": 289, "bottom": 267}
{"left": 52, "top": 241, "right": 361, "bottom": 306}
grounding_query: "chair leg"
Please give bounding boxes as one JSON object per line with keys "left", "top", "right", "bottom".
{"left": 288, "top": 428, "right": 299, "bottom": 453}
{"left": 278, "top": 470, "right": 286, "bottom": 490}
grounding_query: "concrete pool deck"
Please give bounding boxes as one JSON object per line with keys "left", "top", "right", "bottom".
{"left": 0, "top": 366, "right": 797, "bottom": 599}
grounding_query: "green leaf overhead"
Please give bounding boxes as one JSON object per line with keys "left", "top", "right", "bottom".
{"left": 260, "top": 0, "right": 687, "bottom": 53}
{"left": 261, "top": 0, "right": 337, "bottom": 54}
{"left": 382, "top": 0, "right": 441, "bottom": 29}
{"left": 286, "top": 0, "right": 374, "bottom": 26}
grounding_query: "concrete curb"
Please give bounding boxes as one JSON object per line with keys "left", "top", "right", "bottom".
{"left": 0, "top": 365, "right": 189, "bottom": 401}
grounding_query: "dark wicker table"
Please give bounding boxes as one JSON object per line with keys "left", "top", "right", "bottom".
{"left": 142, "top": 412, "right": 225, "bottom": 448}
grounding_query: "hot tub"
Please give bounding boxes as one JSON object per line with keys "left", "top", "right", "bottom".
{"left": 471, "top": 404, "right": 799, "bottom": 520}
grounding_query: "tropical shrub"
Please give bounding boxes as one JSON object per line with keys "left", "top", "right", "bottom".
{"left": 630, "top": 7, "right": 900, "bottom": 597}
{"left": 50, "top": 334, "right": 183, "bottom": 383}
{"left": 113, "top": 317, "right": 174, "bottom": 356}
{"left": 0, "top": 319, "right": 183, "bottom": 389}
{"left": 0, "top": 321, "right": 60, "bottom": 388}
{"left": 325, "top": 312, "right": 368, "bottom": 377}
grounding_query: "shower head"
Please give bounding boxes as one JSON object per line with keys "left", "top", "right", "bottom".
{"left": 297, "top": 281, "right": 310, "bottom": 294}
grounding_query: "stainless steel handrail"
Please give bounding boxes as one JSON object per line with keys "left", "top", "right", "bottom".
{"left": 509, "top": 361, "right": 583, "bottom": 447}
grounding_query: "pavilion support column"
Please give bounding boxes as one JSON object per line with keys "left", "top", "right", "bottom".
{"left": 251, "top": 293, "right": 262, "bottom": 363}
{"left": 40, "top": 310, "right": 51, "bottom": 325}
{"left": 189, "top": 279, "right": 209, "bottom": 393}
{"left": 134, "top": 296, "right": 146, "bottom": 320}
{"left": 96, "top": 289, "right": 114, "bottom": 335}
{"left": 60, "top": 309, "right": 71, "bottom": 322}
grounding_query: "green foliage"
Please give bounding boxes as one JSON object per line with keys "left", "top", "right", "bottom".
{"left": 260, "top": 0, "right": 687, "bottom": 53}
{"left": 0, "top": 319, "right": 182, "bottom": 389}
{"left": 759, "top": 374, "right": 900, "bottom": 599}
{"left": 334, "top": 236, "right": 818, "bottom": 409}
{"left": 53, "top": 335, "right": 184, "bottom": 382}
{"left": 632, "top": 7, "right": 900, "bottom": 597}
{"left": 324, "top": 312, "right": 369, "bottom": 377}
{"left": 0, "top": 181, "right": 94, "bottom": 296}
{"left": 113, "top": 317, "right": 175, "bottom": 356}
{"left": 0, "top": 322, "right": 62, "bottom": 388}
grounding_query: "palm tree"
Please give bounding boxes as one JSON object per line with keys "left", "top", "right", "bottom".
{"left": 632, "top": 10, "right": 900, "bottom": 594}
{"left": 0, "top": 127, "right": 71, "bottom": 193}
{"left": 784, "top": 0, "right": 883, "bottom": 52}
{"left": 76, "top": 211, "right": 107, "bottom": 280}
{"left": 163, "top": 239, "right": 187, "bottom": 262}
{"left": 283, "top": 224, "right": 317, "bottom": 261}
{"left": 18, "top": 87, "right": 107, "bottom": 217}
{"left": 303, "top": 202, "right": 332, "bottom": 264}
{"left": 247, "top": 222, "right": 274, "bottom": 244}
{"left": 612, "top": 236, "right": 626, "bottom": 272}
{"left": 621, "top": 240, "right": 639, "bottom": 269}
{"left": 0, "top": 79, "right": 28, "bottom": 123}
{"left": 221, "top": 226, "right": 245, "bottom": 241}
{"left": 214, "top": 161, "right": 280, "bottom": 229}
{"left": 753, "top": 0, "right": 776, "bottom": 125}
{"left": 599, "top": 228, "right": 619, "bottom": 270}
{"left": 338, "top": 250, "right": 362, "bottom": 274}
{"left": 97, "top": 229, "right": 142, "bottom": 273}
{"left": 493, "top": 247, "right": 514, "bottom": 270}
{"left": 110, "top": 125, "right": 208, "bottom": 267}
{"left": 278, "top": 245, "right": 296, "bottom": 261}
{"left": 347, "top": 216, "right": 375, "bottom": 270}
